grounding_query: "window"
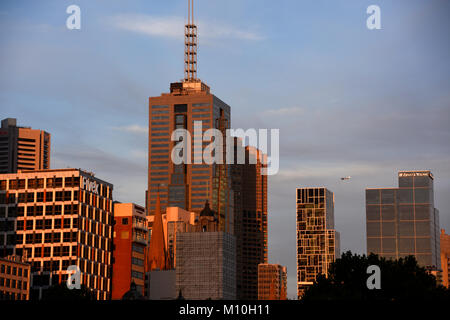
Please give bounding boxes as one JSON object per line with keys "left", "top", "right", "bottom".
{"left": 131, "top": 270, "right": 144, "bottom": 280}
{"left": 174, "top": 104, "right": 187, "bottom": 113}
{"left": 132, "top": 244, "right": 145, "bottom": 254}
{"left": 122, "top": 218, "right": 129, "bottom": 225}
{"left": 131, "top": 257, "right": 144, "bottom": 267}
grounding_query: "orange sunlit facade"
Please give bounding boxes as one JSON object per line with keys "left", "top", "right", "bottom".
{"left": 147, "top": 81, "right": 233, "bottom": 234}
{"left": 0, "top": 118, "right": 50, "bottom": 174}
{"left": 441, "top": 229, "right": 450, "bottom": 288}
{"left": 112, "top": 203, "right": 147, "bottom": 299}
{"left": 0, "top": 255, "right": 31, "bottom": 300}
{"left": 0, "top": 169, "right": 114, "bottom": 300}
{"left": 258, "top": 263, "right": 287, "bottom": 300}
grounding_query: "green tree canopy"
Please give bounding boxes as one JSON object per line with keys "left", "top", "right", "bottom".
{"left": 302, "top": 251, "right": 450, "bottom": 301}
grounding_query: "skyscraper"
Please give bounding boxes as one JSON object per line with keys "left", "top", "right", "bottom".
{"left": 233, "top": 145, "right": 268, "bottom": 299}
{"left": 296, "top": 187, "right": 340, "bottom": 299}
{"left": 111, "top": 203, "right": 147, "bottom": 299}
{"left": 366, "top": 170, "right": 441, "bottom": 270}
{"left": 0, "top": 118, "right": 51, "bottom": 174}
{"left": 257, "top": 263, "right": 287, "bottom": 300}
{"left": 0, "top": 169, "right": 114, "bottom": 300}
{"left": 146, "top": 0, "right": 233, "bottom": 235}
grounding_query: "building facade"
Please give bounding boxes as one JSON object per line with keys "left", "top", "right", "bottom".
{"left": 0, "top": 169, "right": 114, "bottom": 300}
{"left": 112, "top": 203, "right": 147, "bottom": 299}
{"left": 146, "top": 206, "right": 197, "bottom": 268}
{"left": 147, "top": 83, "right": 233, "bottom": 233}
{"left": 441, "top": 229, "right": 450, "bottom": 288}
{"left": 296, "top": 187, "right": 340, "bottom": 299}
{"left": 366, "top": 171, "right": 441, "bottom": 270}
{"left": 175, "top": 201, "right": 236, "bottom": 300}
{"left": 0, "top": 118, "right": 50, "bottom": 174}
{"left": 233, "top": 145, "right": 268, "bottom": 299}
{"left": 257, "top": 263, "right": 287, "bottom": 300}
{"left": 0, "top": 255, "right": 31, "bottom": 300}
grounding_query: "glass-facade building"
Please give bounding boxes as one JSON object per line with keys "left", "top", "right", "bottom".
{"left": 366, "top": 171, "right": 441, "bottom": 269}
{"left": 296, "top": 187, "right": 340, "bottom": 299}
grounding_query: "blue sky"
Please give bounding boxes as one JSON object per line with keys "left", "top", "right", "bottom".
{"left": 1, "top": 0, "right": 449, "bottom": 298}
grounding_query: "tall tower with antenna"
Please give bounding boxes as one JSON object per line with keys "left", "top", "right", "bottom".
{"left": 147, "top": 0, "right": 233, "bottom": 232}
{"left": 184, "top": 0, "right": 198, "bottom": 82}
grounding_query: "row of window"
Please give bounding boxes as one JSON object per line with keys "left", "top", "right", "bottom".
{"left": 0, "top": 278, "right": 28, "bottom": 291}
{"left": 0, "top": 177, "right": 80, "bottom": 191}
{"left": 0, "top": 264, "right": 29, "bottom": 277}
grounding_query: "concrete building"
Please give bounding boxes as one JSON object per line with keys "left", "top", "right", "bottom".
{"left": 257, "top": 263, "right": 287, "bottom": 300}
{"left": 112, "top": 203, "right": 147, "bottom": 299}
{"left": 441, "top": 229, "right": 450, "bottom": 288}
{"left": 175, "top": 201, "right": 236, "bottom": 300}
{"left": 0, "top": 118, "right": 50, "bottom": 174}
{"left": 0, "top": 255, "right": 31, "bottom": 300}
{"left": 296, "top": 187, "right": 340, "bottom": 299}
{"left": 366, "top": 171, "right": 441, "bottom": 270}
{"left": 0, "top": 169, "right": 114, "bottom": 300}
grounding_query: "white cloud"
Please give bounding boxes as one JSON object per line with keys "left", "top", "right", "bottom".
{"left": 112, "top": 124, "right": 148, "bottom": 135}
{"left": 107, "top": 14, "right": 264, "bottom": 41}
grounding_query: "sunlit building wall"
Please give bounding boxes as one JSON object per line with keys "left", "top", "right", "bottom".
{"left": 0, "top": 169, "right": 114, "bottom": 300}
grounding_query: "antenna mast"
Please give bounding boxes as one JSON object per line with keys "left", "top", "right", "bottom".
{"left": 184, "top": 0, "right": 198, "bottom": 82}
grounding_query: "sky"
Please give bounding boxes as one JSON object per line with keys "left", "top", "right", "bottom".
{"left": 1, "top": 0, "right": 449, "bottom": 299}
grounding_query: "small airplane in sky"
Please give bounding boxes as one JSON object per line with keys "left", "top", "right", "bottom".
{"left": 341, "top": 176, "right": 352, "bottom": 181}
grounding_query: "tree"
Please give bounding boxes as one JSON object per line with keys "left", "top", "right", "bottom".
{"left": 302, "top": 251, "right": 450, "bottom": 301}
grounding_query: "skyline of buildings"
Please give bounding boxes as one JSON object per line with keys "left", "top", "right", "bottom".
{"left": 1, "top": 0, "right": 449, "bottom": 301}
{"left": 0, "top": 113, "right": 448, "bottom": 300}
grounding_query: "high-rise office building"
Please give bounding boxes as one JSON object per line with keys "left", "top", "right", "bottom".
{"left": 0, "top": 255, "right": 31, "bottom": 300}
{"left": 440, "top": 229, "right": 450, "bottom": 288}
{"left": 0, "top": 118, "right": 50, "bottom": 174}
{"left": 146, "top": 0, "right": 233, "bottom": 235}
{"left": 233, "top": 145, "right": 268, "bottom": 299}
{"left": 175, "top": 201, "right": 236, "bottom": 300}
{"left": 366, "top": 171, "right": 441, "bottom": 270}
{"left": 257, "top": 263, "right": 287, "bottom": 300}
{"left": 296, "top": 187, "right": 340, "bottom": 299}
{"left": 112, "top": 203, "right": 147, "bottom": 299}
{"left": 0, "top": 169, "right": 114, "bottom": 300}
